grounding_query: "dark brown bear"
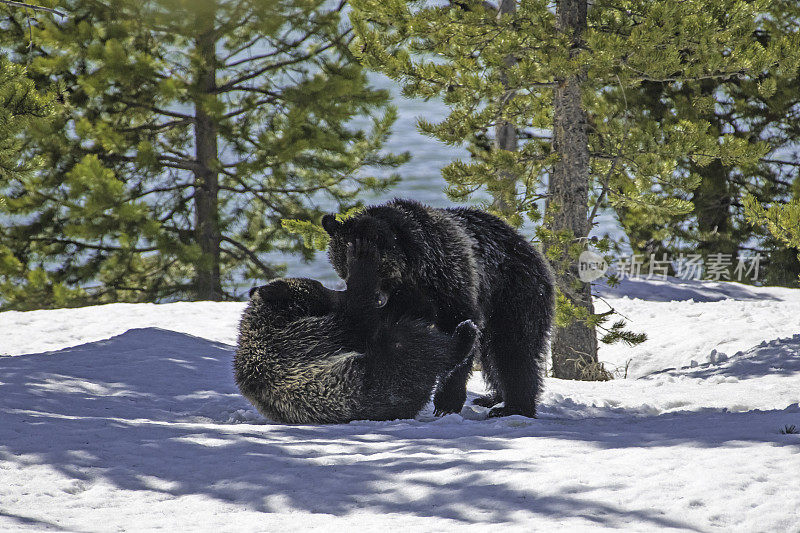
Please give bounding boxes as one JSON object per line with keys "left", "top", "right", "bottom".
{"left": 322, "top": 199, "right": 554, "bottom": 418}
{"left": 234, "top": 240, "right": 478, "bottom": 424}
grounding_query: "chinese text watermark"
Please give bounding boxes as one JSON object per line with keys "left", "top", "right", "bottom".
{"left": 610, "top": 253, "right": 763, "bottom": 282}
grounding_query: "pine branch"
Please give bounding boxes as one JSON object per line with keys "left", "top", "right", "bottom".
{"left": 0, "top": 0, "right": 65, "bottom": 17}
{"left": 127, "top": 184, "right": 194, "bottom": 201}
{"left": 118, "top": 119, "right": 193, "bottom": 133}
{"left": 114, "top": 99, "right": 194, "bottom": 121}
{"left": 27, "top": 237, "right": 158, "bottom": 253}
{"left": 588, "top": 156, "right": 618, "bottom": 228}
{"left": 761, "top": 158, "right": 800, "bottom": 167}
{"left": 221, "top": 235, "right": 279, "bottom": 278}
{"left": 215, "top": 41, "right": 340, "bottom": 93}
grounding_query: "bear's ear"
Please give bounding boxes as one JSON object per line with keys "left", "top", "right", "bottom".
{"left": 248, "top": 286, "right": 260, "bottom": 299}
{"left": 321, "top": 214, "right": 341, "bottom": 235}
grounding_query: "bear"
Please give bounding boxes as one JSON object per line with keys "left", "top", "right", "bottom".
{"left": 322, "top": 199, "right": 555, "bottom": 418}
{"left": 234, "top": 240, "right": 479, "bottom": 424}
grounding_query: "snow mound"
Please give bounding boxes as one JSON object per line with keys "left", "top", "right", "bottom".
{"left": 651, "top": 334, "right": 800, "bottom": 380}
{"left": 0, "top": 328, "right": 256, "bottom": 424}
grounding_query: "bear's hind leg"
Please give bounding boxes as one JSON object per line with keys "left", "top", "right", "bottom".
{"left": 432, "top": 354, "right": 474, "bottom": 416}
{"left": 473, "top": 334, "right": 503, "bottom": 407}
{"left": 432, "top": 317, "right": 482, "bottom": 416}
{"left": 451, "top": 319, "right": 479, "bottom": 364}
{"left": 484, "top": 283, "right": 550, "bottom": 418}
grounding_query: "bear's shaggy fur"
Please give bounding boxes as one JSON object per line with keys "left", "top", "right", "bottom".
{"left": 322, "top": 199, "right": 554, "bottom": 418}
{"left": 234, "top": 241, "right": 478, "bottom": 424}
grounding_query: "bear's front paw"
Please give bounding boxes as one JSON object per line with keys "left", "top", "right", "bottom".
{"left": 432, "top": 389, "right": 467, "bottom": 416}
{"left": 346, "top": 238, "right": 380, "bottom": 270}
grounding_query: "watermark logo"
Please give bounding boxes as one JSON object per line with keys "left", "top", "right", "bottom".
{"left": 578, "top": 250, "right": 609, "bottom": 282}
{"left": 613, "top": 253, "right": 763, "bottom": 282}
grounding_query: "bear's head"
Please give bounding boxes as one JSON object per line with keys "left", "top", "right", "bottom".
{"left": 245, "top": 278, "right": 337, "bottom": 329}
{"left": 321, "top": 210, "right": 408, "bottom": 289}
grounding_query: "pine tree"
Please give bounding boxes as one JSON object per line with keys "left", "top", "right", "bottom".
{"left": 0, "top": 54, "right": 54, "bottom": 302}
{"left": 615, "top": 0, "right": 800, "bottom": 287}
{"left": 745, "top": 185, "right": 800, "bottom": 284}
{"left": 0, "top": 56, "right": 51, "bottom": 186}
{"left": 745, "top": 196, "right": 800, "bottom": 245}
{"left": 348, "top": 0, "right": 798, "bottom": 379}
{"left": 0, "top": 0, "right": 406, "bottom": 310}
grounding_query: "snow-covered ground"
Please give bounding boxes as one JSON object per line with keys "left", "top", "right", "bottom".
{"left": 1, "top": 277, "right": 799, "bottom": 532}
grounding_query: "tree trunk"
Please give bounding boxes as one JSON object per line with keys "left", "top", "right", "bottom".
{"left": 690, "top": 80, "right": 734, "bottom": 262}
{"left": 547, "top": 0, "right": 602, "bottom": 380}
{"left": 192, "top": 20, "right": 224, "bottom": 301}
{"left": 692, "top": 159, "right": 734, "bottom": 257}
{"left": 491, "top": 0, "right": 518, "bottom": 217}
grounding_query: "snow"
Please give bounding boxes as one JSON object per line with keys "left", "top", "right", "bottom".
{"left": 1, "top": 278, "right": 799, "bottom": 532}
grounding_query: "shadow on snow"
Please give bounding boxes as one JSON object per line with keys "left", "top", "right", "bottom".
{"left": 1, "top": 328, "right": 797, "bottom": 529}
